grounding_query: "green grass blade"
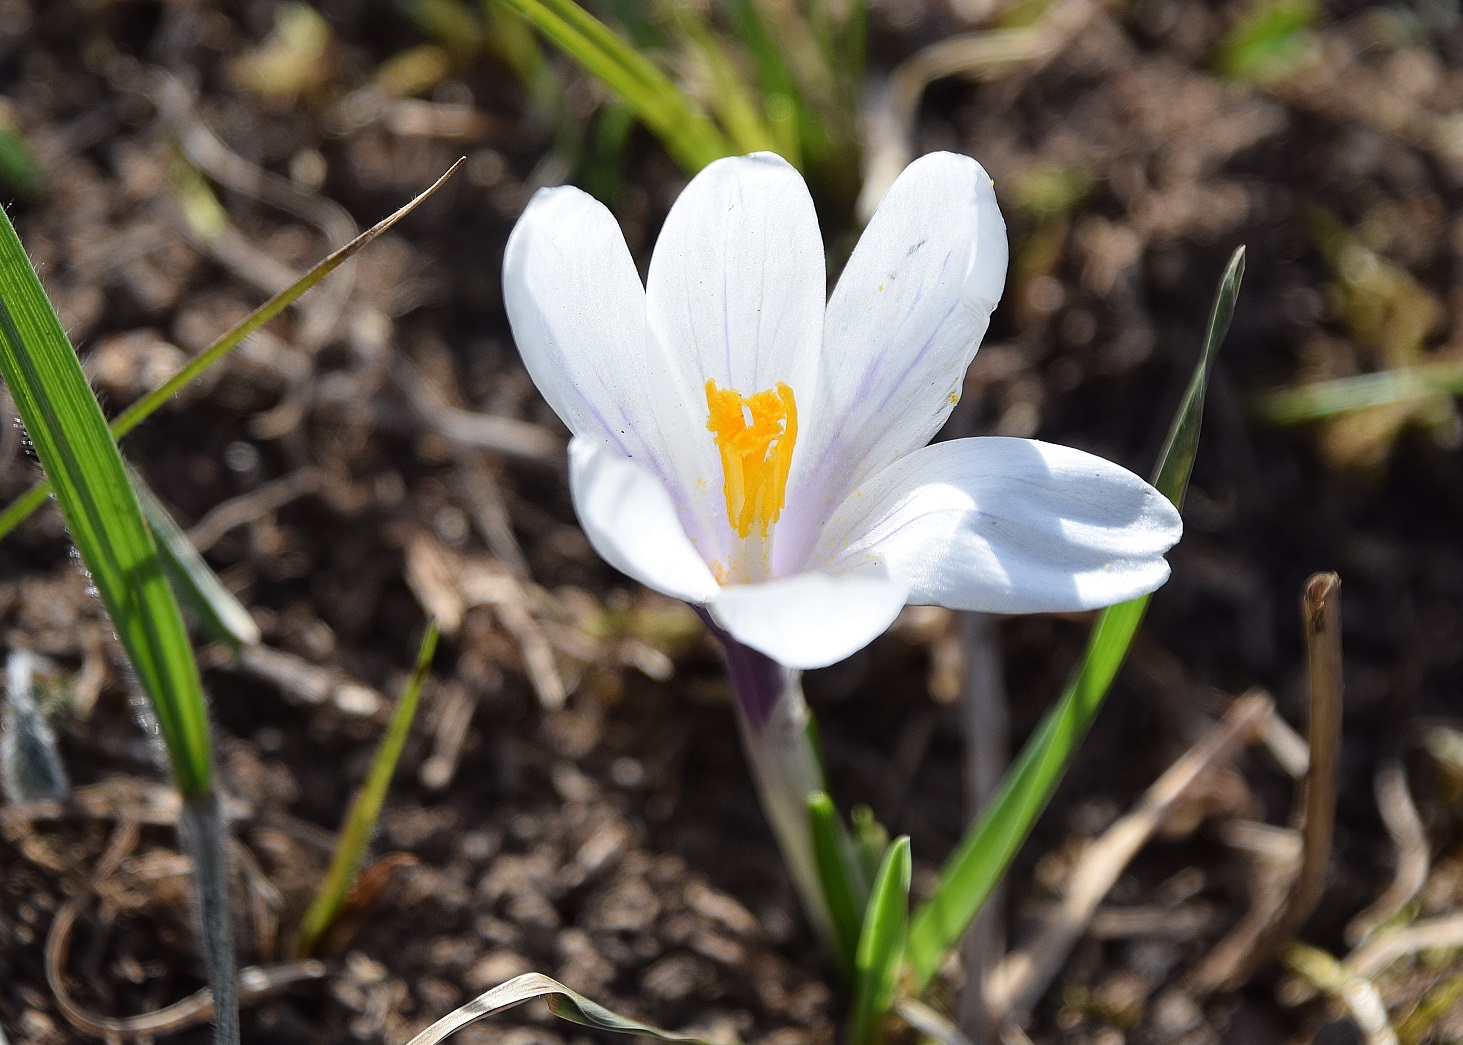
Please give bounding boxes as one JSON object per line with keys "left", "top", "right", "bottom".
{"left": 296, "top": 621, "right": 439, "bottom": 956}
{"left": 0, "top": 161, "right": 461, "bottom": 544}
{"left": 408, "top": 971, "right": 718, "bottom": 1045}
{"left": 905, "top": 247, "right": 1245, "bottom": 990}
{"left": 679, "top": 20, "right": 781, "bottom": 157}
{"left": 808, "top": 791, "right": 867, "bottom": 978}
{"left": 499, "top": 0, "right": 732, "bottom": 172}
{"left": 1152, "top": 246, "right": 1245, "bottom": 509}
{"left": 130, "top": 468, "right": 261, "bottom": 652}
{"left": 849, "top": 836, "right": 911, "bottom": 1045}
{"left": 1257, "top": 359, "right": 1463, "bottom": 424}
{"left": 0, "top": 205, "right": 213, "bottom": 798}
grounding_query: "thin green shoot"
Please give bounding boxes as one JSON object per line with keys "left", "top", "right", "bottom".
{"left": 1258, "top": 359, "right": 1463, "bottom": 424}
{"left": 131, "top": 468, "right": 261, "bottom": 652}
{"left": 0, "top": 203, "right": 213, "bottom": 798}
{"left": 807, "top": 791, "right": 868, "bottom": 978}
{"left": 848, "top": 836, "right": 911, "bottom": 1045}
{"left": 905, "top": 246, "right": 1245, "bottom": 989}
{"left": 499, "top": 0, "right": 732, "bottom": 172}
{"left": 0, "top": 160, "right": 462, "bottom": 544}
{"left": 0, "top": 196, "right": 238, "bottom": 1042}
{"left": 296, "top": 621, "right": 440, "bottom": 957}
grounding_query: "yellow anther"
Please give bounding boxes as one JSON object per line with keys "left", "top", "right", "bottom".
{"left": 705, "top": 379, "right": 798, "bottom": 539}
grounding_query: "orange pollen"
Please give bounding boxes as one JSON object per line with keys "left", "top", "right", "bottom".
{"left": 704, "top": 379, "right": 798, "bottom": 540}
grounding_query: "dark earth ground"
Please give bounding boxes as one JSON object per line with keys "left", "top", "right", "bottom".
{"left": 1, "top": 0, "right": 1463, "bottom": 1042}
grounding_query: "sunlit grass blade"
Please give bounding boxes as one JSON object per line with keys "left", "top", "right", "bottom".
{"left": 0, "top": 160, "right": 462, "bottom": 544}
{"left": 295, "top": 621, "right": 439, "bottom": 957}
{"left": 679, "top": 19, "right": 781, "bottom": 156}
{"left": 808, "top": 791, "right": 868, "bottom": 978}
{"left": 408, "top": 971, "right": 717, "bottom": 1045}
{"left": 849, "top": 836, "right": 911, "bottom": 1045}
{"left": 1257, "top": 360, "right": 1463, "bottom": 424}
{"left": 498, "top": 0, "right": 732, "bottom": 172}
{"left": 0, "top": 206, "right": 212, "bottom": 798}
{"left": 131, "top": 468, "right": 261, "bottom": 652}
{"left": 0, "top": 198, "right": 239, "bottom": 1042}
{"left": 905, "top": 246, "right": 1246, "bottom": 989}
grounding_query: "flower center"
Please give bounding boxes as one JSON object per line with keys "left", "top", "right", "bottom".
{"left": 705, "top": 379, "right": 798, "bottom": 542}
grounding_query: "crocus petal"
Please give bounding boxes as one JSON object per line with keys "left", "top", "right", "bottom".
{"left": 777, "top": 152, "right": 1007, "bottom": 574}
{"left": 813, "top": 438, "right": 1182, "bottom": 613}
{"left": 708, "top": 573, "right": 909, "bottom": 669}
{"left": 646, "top": 152, "right": 826, "bottom": 405}
{"left": 504, "top": 185, "right": 720, "bottom": 553}
{"left": 569, "top": 438, "right": 721, "bottom": 605}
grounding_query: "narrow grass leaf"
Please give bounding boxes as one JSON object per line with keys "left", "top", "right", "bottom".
{"left": 906, "top": 247, "right": 1245, "bottom": 989}
{"left": 0, "top": 160, "right": 462, "bottom": 543}
{"left": 849, "top": 836, "right": 911, "bottom": 1045}
{"left": 131, "top": 468, "right": 260, "bottom": 651}
{"left": 1258, "top": 360, "right": 1463, "bottom": 424}
{"left": 0, "top": 204, "right": 214, "bottom": 798}
{"left": 296, "top": 621, "right": 439, "bottom": 956}
{"left": 499, "top": 0, "right": 731, "bottom": 172}
{"left": 407, "top": 971, "right": 717, "bottom": 1045}
{"left": 807, "top": 790, "right": 867, "bottom": 978}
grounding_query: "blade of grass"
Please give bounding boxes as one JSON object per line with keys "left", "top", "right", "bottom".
{"left": 905, "top": 246, "right": 1246, "bottom": 989}
{"left": 0, "top": 160, "right": 461, "bottom": 544}
{"left": 849, "top": 836, "right": 911, "bottom": 1045}
{"left": 408, "top": 971, "right": 718, "bottom": 1045}
{"left": 0, "top": 199, "right": 239, "bottom": 1042}
{"left": 295, "top": 621, "right": 439, "bottom": 957}
{"left": 677, "top": 16, "right": 781, "bottom": 157}
{"left": 0, "top": 207, "right": 212, "bottom": 798}
{"left": 131, "top": 468, "right": 261, "bottom": 652}
{"left": 1257, "top": 359, "right": 1463, "bottom": 424}
{"left": 499, "top": 0, "right": 732, "bottom": 171}
{"left": 808, "top": 791, "right": 868, "bottom": 978}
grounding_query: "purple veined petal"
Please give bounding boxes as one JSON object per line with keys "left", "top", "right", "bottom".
{"left": 503, "top": 185, "right": 723, "bottom": 556}
{"left": 811, "top": 437, "right": 1182, "bottom": 613}
{"left": 776, "top": 152, "right": 1008, "bottom": 576}
{"left": 647, "top": 153, "right": 826, "bottom": 400}
{"left": 708, "top": 572, "right": 909, "bottom": 669}
{"left": 569, "top": 438, "right": 722, "bottom": 605}
{"left": 645, "top": 155, "right": 826, "bottom": 574}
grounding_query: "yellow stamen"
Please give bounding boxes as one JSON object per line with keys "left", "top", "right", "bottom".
{"left": 705, "top": 379, "right": 798, "bottom": 540}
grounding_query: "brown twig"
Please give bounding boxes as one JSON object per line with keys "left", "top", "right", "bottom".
{"left": 186, "top": 468, "right": 323, "bottom": 553}
{"left": 1189, "top": 573, "right": 1344, "bottom": 994}
{"left": 393, "top": 357, "right": 564, "bottom": 467}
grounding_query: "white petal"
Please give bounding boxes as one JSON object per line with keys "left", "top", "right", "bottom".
{"left": 777, "top": 152, "right": 1008, "bottom": 574}
{"left": 813, "top": 438, "right": 1182, "bottom": 613}
{"left": 569, "top": 438, "right": 720, "bottom": 605}
{"left": 709, "top": 573, "right": 909, "bottom": 669}
{"left": 504, "top": 185, "right": 721, "bottom": 555}
{"left": 646, "top": 152, "right": 825, "bottom": 402}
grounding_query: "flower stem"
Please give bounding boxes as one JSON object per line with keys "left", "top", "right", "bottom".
{"left": 706, "top": 620, "right": 839, "bottom": 957}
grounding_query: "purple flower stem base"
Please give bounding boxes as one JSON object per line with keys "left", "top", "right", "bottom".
{"left": 699, "top": 610, "right": 838, "bottom": 956}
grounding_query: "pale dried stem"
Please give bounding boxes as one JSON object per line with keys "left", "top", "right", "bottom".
{"left": 1345, "top": 760, "right": 1428, "bottom": 947}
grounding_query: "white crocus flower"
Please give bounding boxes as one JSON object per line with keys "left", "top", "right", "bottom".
{"left": 504, "top": 151, "right": 1182, "bottom": 672}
